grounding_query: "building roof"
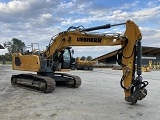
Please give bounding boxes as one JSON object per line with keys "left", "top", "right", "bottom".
{"left": 0, "top": 44, "right": 4, "bottom": 49}
{"left": 93, "top": 46, "right": 160, "bottom": 61}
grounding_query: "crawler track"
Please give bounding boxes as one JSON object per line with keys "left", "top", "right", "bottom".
{"left": 11, "top": 73, "right": 81, "bottom": 93}
{"left": 11, "top": 74, "right": 56, "bottom": 93}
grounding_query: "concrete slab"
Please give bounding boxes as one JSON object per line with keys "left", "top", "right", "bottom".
{"left": 0, "top": 65, "right": 159, "bottom": 120}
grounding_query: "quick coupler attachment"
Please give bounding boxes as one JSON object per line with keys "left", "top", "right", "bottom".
{"left": 125, "top": 88, "right": 147, "bottom": 104}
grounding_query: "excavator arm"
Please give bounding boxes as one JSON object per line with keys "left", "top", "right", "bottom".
{"left": 11, "top": 20, "right": 148, "bottom": 104}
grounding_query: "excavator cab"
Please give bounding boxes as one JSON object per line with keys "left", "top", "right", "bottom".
{"left": 44, "top": 46, "right": 73, "bottom": 70}
{"left": 60, "top": 48, "right": 72, "bottom": 69}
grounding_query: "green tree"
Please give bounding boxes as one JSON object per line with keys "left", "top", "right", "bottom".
{"left": 80, "top": 56, "right": 86, "bottom": 60}
{"left": 4, "top": 38, "right": 25, "bottom": 55}
{"left": 86, "top": 56, "right": 92, "bottom": 60}
{"left": 5, "top": 53, "right": 12, "bottom": 61}
{"left": 3, "top": 38, "right": 25, "bottom": 61}
{"left": 0, "top": 55, "right": 5, "bottom": 61}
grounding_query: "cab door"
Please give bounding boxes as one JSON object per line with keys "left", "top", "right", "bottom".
{"left": 61, "top": 49, "right": 71, "bottom": 69}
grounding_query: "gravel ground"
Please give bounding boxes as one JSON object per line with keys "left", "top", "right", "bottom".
{"left": 0, "top": 65, "right": 160, "bottom": 120}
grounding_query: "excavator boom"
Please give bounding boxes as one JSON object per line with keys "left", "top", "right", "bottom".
{"left": 11, "top": 20, "right": 148, "bottom": 104}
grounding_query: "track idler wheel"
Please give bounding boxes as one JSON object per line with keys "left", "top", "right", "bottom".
{"left": 68, "top": 76, "right": 81, "bottom": 88}
{"left": 11, "top": 77, "right": 17, "bottom": 85}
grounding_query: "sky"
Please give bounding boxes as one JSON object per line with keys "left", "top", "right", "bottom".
{"left": 0, "top": 0, "right": 160, "bottom": 58}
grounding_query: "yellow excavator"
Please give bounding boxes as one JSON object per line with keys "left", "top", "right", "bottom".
{"left": 71, "top": 57, "right": 96, "bottom": 70}
{"left": 11, "top": 20, "right": 148, "bottom": 104}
